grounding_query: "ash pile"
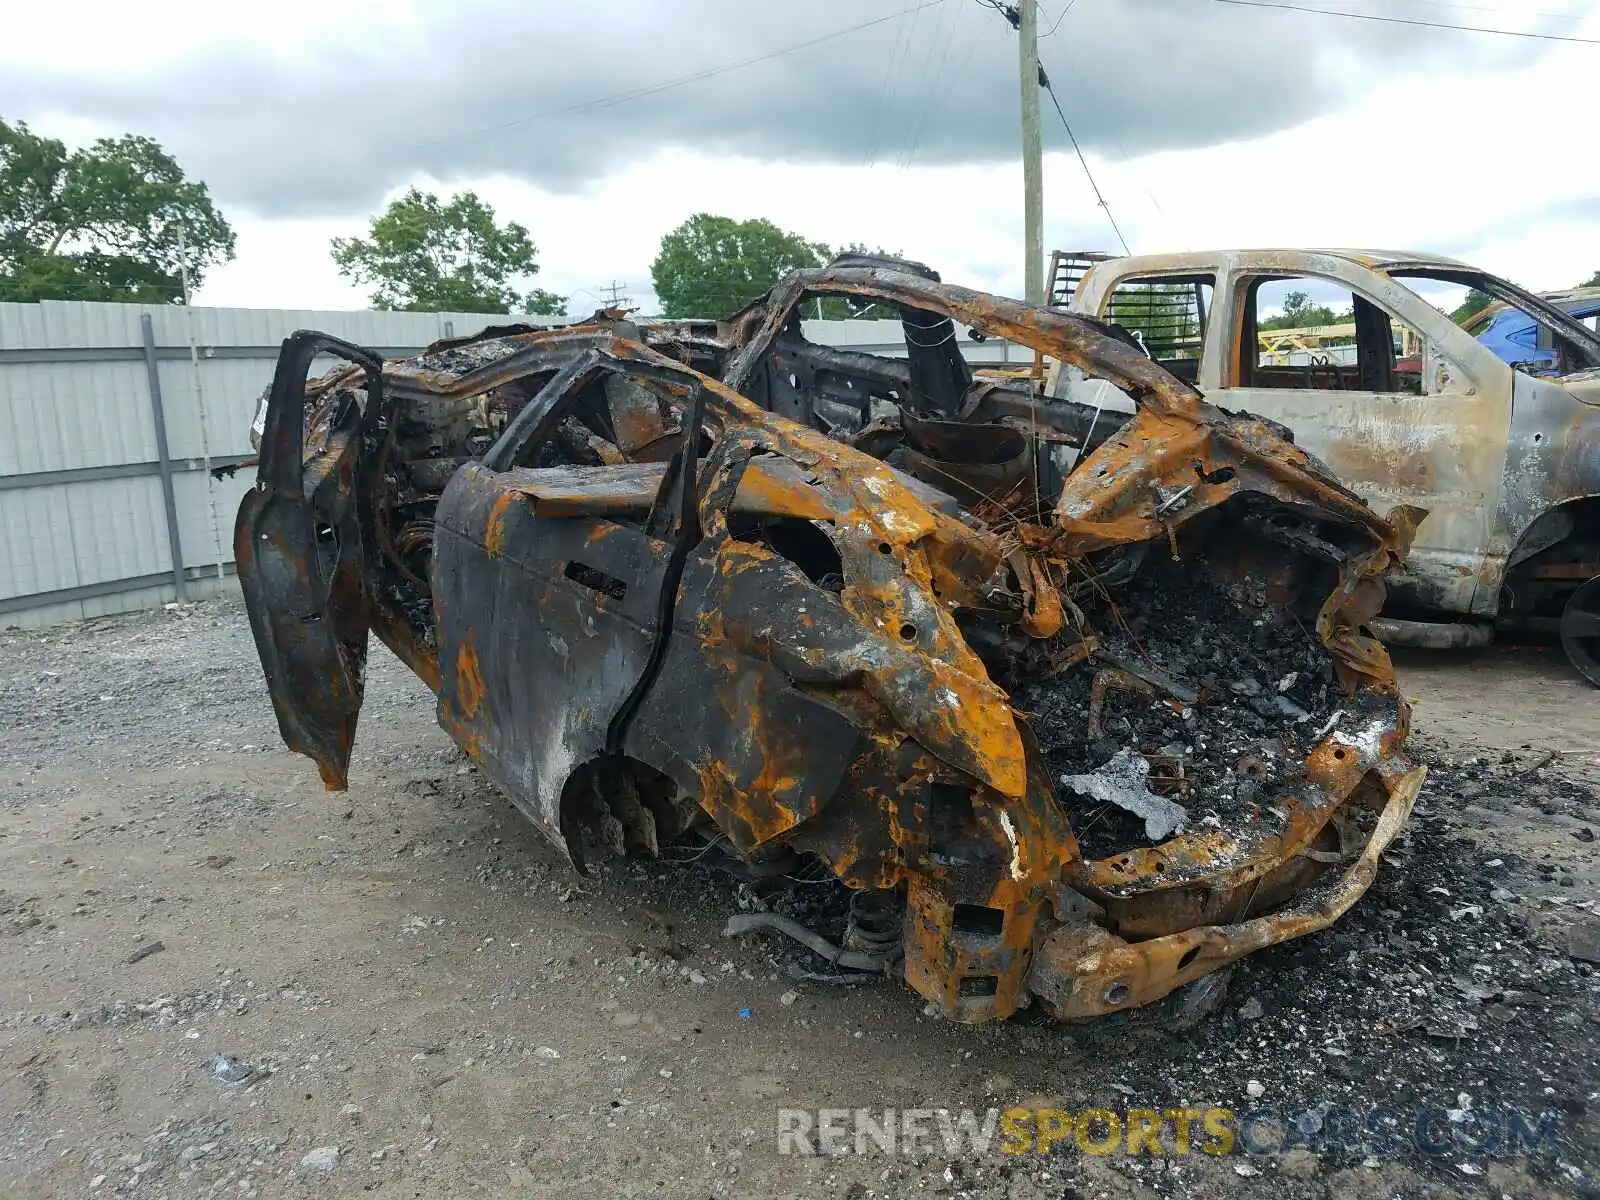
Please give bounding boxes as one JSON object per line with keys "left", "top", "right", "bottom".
{"left": 1017, "top": 559, "right": 1353, "bottom": 862}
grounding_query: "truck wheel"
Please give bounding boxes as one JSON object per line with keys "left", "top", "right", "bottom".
{"left": 1561, "top": 575, "right": 1600, "bottom": 688}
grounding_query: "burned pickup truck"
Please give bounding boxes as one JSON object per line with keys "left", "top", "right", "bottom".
{"left": 1056, "top": 248, "right": 1600, "bottom": 684}
{"left": 236, "top": 257, "right": 1425, "bottom": 1024}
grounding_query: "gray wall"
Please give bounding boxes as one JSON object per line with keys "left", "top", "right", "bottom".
{"left": 0, "top": 301, "right": 1021, "bottom": 628}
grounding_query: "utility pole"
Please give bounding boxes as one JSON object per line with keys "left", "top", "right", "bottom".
{"left": 1017, "top": 0, "right": 1044, "bottom": 306}
{"left": 598, "top": 280, "right": 632, "bottom": 308}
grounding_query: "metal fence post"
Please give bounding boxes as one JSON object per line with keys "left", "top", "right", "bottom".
{"left": 139, "top": 313, "right": 188, "bottom": 600}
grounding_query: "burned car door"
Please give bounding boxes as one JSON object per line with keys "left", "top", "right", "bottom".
{"left": 429, "top": 353, "right": 682, "bottom": 857}
{"left": 1208, "top": 265, "right": 1511, "bottom": 617}
{"left": 235, "top": 332, "right": 383, "bottom": 789}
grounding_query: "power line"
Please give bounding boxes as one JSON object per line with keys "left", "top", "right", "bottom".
{"left": 422, "top": 1, "right": 950, "bottom": 151}
{"left": 971, "top": 0, "right": 1131, "bottom": 260}
{"left": 1038, "top": 65, "right": 1131, "bottom": 255}
{"left": 889, "top": 0, "right": 948, "bottom": 168}
{"left": 1034, "top": 0, "right": 1171, "bottom": 224}
{"left": 903, "top": 5, "right": 987, "bottom": 169}
{"left": 1210, "top": 0, "right": 1600, "bottom": 45}
{"left": 860, "top": 2, "right": 920, "bottom": 170}
{"left": 1039, "top": 0, "right": 1081, "bottom": 38}
{"left": 1381, "top": 0, "right": 1590, "bottom": 19}
{"left": 897, "top": 0, "right": 966, "bottom": 168}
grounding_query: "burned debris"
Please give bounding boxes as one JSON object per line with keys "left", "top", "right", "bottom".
{"left": 236, "top": 255, "right": 1425, "bottom": 1026}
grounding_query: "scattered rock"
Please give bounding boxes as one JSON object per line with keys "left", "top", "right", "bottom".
{"left": 207, "top": 1054, "right": 253, "bottom": 1084}
{"left": 5, "top": 591, "right": 1598, "bottom": 1198}
{"left": 1568, "top": 920, "right": 1600, "bottom": 965}
{"left": 298, "top": 1146, "right": 340, "bottom": 1175}
{"left": 125, "top": 940, "right": 165, "bottom": 964}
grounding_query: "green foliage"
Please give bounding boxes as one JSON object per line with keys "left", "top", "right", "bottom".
{"left": 1258, "top": 290, "right": 1349, "bottom": 331}
{"left": 650, "top": 214, "right": 829, "bottom": 318}
{"left": 1107, "top": 283, "right": 1203, "bottom": 354}
{"left": 1450, "top": 288, "right": 1496, "bottom": 326}
{"left": 1581, "top": 271, "right": 1600, "bottom": 288}
{"left": 331, "top": 188, "right": 564, "bottom": 315}
{"left": 0, "top": 118, "right": 235, "bottom": 303}
{"left": 809, "top": 242, "right": 899, "bottom": 320}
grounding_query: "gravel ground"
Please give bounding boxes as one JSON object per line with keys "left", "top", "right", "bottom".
{"left": 1, "top": 595, "right": 1596, "bottom": 1199}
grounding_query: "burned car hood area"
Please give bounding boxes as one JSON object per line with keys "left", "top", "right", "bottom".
{"left": 236, "top": 258, "right": 1426, "bottom": 1025}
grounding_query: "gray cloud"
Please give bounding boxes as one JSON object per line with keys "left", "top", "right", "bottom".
{"left": 1433, "top": 194, "right": 1600, "bottom": 270}
{"left": 0, "top": 0, "right": 1548, "bottom": 217}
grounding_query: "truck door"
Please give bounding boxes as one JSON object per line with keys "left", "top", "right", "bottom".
{"left": 1206, "top": 270, "right": 1512, "bottom": 617}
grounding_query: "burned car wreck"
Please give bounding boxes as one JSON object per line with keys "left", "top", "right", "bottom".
{"left": 236, "top": 257, "right": 1426, "bottom": 1025}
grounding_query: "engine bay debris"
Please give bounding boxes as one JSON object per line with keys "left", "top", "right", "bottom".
{"left": 236, "top": 255, "right": 1425, "bottom": 1024}
{"left": 1060, "top": 749, "right": 1189, "bottom": 843}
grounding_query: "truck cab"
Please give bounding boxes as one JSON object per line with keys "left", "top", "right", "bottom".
{"left": 1055, "top": 249, "right": 1600, "bottom": 684}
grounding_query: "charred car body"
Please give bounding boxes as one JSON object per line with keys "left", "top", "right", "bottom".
{"left": 237, "top": 258, "right": 1425, "bottom": 1024}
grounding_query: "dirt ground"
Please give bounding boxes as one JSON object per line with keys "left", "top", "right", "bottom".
{"left": 1, "top": 596, "right": 1596, "bottom": 1200}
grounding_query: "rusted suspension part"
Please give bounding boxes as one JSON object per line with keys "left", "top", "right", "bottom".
{"left": 1086, "top": 667, "right": 1156, "bottom": 741}
{"left": 844, "top": 889, "right": 905, "bottom": 960}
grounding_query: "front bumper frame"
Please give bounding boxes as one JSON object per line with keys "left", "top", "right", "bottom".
{"left": 1028, "top": 760, "right": 1425, "bottom": 1019}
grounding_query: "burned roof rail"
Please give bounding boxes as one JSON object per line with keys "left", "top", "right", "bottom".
{"left": 722, "top": 263, "right": 1202, "bottom": 416}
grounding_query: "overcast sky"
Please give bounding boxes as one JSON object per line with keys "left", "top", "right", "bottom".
{"left": 4, "top": 0, "right": 1598, "bottom": 314}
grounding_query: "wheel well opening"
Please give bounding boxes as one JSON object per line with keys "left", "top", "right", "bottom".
{"left": 1502, "top": 496, "right": 1600, "bottom": 621}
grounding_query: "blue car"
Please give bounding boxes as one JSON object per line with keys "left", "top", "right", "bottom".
{"left": 1466, "top": 289, "right": 1600, "bottom": 375}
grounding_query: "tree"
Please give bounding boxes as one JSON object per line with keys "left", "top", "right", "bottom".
{"left": 809, "top": 242, "right": 900, "bottom": 320}
{"left": 0, "top": 118, "right": 235, "bottom": 303}
{"left": 1581, "top": 271, "right": 1600, "bottom": 288}
{"left": 331, "top": 188, "right": 564, "bottom": 315}
{"left": 1107, "top": 282, "right": 1203, "bottom": 353}
{"left": 1259, "top": 290, "right": 1346, "bottom": 331}
{"left": 650, "top": 214, "right": 829, "bottom": 318}
{"left": 1450, "top": 289, "right": 1495, "bottom": 326}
